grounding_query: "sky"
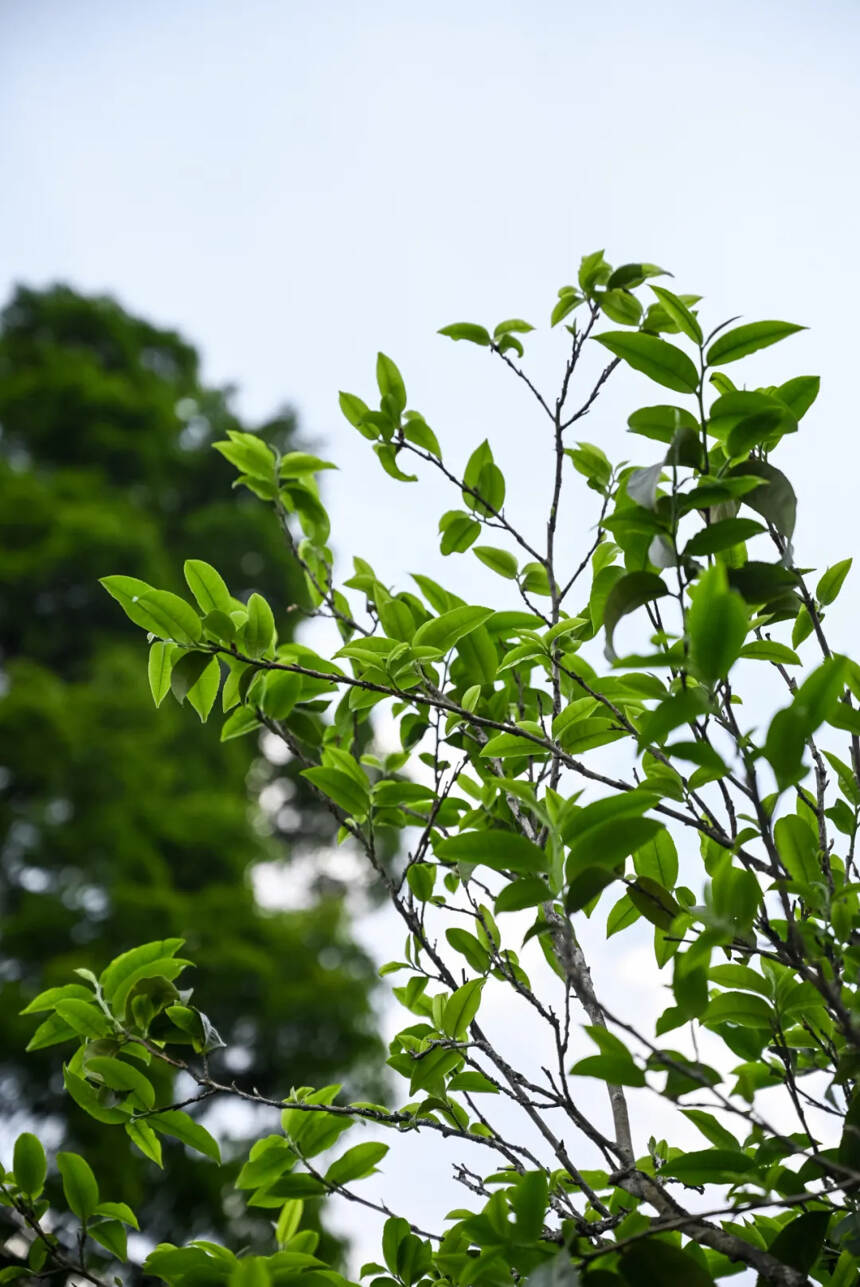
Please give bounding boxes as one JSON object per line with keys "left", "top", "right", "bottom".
{"left": 2, "top": 0, "right": 859, "bottom": 1272}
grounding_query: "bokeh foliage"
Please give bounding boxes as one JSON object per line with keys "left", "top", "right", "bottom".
{"left": 0, "top": 286, "right": 381, "bottom": 1264}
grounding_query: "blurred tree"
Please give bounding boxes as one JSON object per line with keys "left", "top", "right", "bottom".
{"left": 0, "top": 286, "right": 381, "bottom": 1269}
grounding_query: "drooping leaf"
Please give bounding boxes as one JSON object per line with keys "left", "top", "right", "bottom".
{"left": 603, "top": 571, "right": 670, "bottom": 661}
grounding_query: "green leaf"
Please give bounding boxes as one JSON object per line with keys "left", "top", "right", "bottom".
{"left": 413, "top": 605, "right": 493, "bottom": 652}
{"left": 571, "top": 1030, "right": 645, "bottom": 1086}
{"left": 628, "top": 877, "right": 680, "bottom": 929}
{"left": 473, "top": 546, "right": 518, "bottom": 579}
{"left": 89, "top": 1220, "right": 128, "bottom": 1261}
{"left": 628, "top": 404, "right": 698, "bottom": 443}
{"left": 765, "top": 657, "right": 848, "bottom": 788}
{"left": 606, "top": 893, "right": 640, "bottom": 937}
{"left": 739, "top": 641, "right": 801, "bottom": 665}
{"left": 659, "top": 1148, "right": 755, "bottom": 1184}
{"left": 221, "top": 706, "right": 261, "bottom": 741}
{"left": 126, "top": 1119, "right": 163, "bottom": 1167}
{"left": 325, "top": 1141, "right": 389, "bottom": 1186}
{"left": 376, "top": 352, "right": 407, "bottom": 414}
{"left": 100, "top": 576, "right": 202, "bottom": 643}
{"left": 13, "top": 1133, "right": 46, "bottom": 1198}
{"left": 551, "top": 292, "right": 584, "bottom": 326}
{"left": 495, "top": 877, "right": 551, "bottom": 913}
{"left": 375, "top": 443, "right": 418, "bottom": 482}
{"left": 57, "top": 1152, "right": 99, "bottom": 1221}
{"left": 593, "top": 332, "right": 699, "bottom": 394}
{"left": 259, "top": 670, "right": 302, "bottom": 720}
{"left": 85, "top": 1055, "right": 156, "bottom": 1109}
{"left": 637, "top": 690, "right": 709, "bottom": 748}
{"left": 244, "top": 593, "right": 276, "bottom": 657}
{"left": 100, "top": 939, "right": 186, "bottom": 1005}
{"left": 148, "top": 641, "right": 177, "bottom": 707}
{"left": 603, "top": 571, "right": 670, "bottom": 660}
{"left": 445, "top": 928, "right": 490, "bottom": 972}
{"left": 774, "top": 815, "right": 820, "bottom": 884}
{"left": 447, "top": 1070, "right": 499, "bottom": 1094}
{"left": 170, "top": 650, "right": 212, "bottom": 703}
{"left": 702, "top": 991, "right": 775, "bottom": 1028}
{"left": 684, "top": 517, "right": 765, "bottom": 556}
{"left": 732, "top": 460, "right": 797, "bottom": 542}
{"left": 649, "top": 285, "right": 703, "bottom": 344}
{"left": 442, "top": 979, "right": 484, "bottom": 1038}
{"left": 755, "top": 1210, "right": 830, "bottom": 1286}
{"left": 20, "top": 982, "right": 94, "bottom": 1016}
{"left": 339, "top": 390, "right": 372, "bottom": 431}
{"left": 95, "top": 1200, "right": 140, "bottom": 1229}
{"left": 775, "top": 374, "right": 820, "bottom": 419}
{"left": 687, "top": 564, "right": 748, "bottom": 685}
{"left": 706, "top": 319, "right": 805, "bottom": 365}
{"left": 633, "top": 829, "right": 678, "bottom": 886}
{"left": 568, "top": 817, "right": 665, "bottom": 874}
{"left": 213, "top": 430, "right": 276, "bottom": 479}
{"left": 436, "top": 831, "right": 548, "bottom": 874}
{"left": 680, "top": 1109, "right": 739, "bottom": 1152}
{"left": 579, "top": 250, "right": 613, "bottom": 292}
{"left": 148, "top": 1109, "right": 220, "bottom": 1161}
{"left": 302, "top": 768, "right": 369, "bottom": 818}
{"left": 817, "top": 558, "right": 852, "bottom": 606}
{"left": 279, "top": 451, "right": 337, "bottom": 477}
{"left": 438, "top": 322, "right": 491, "bottom": 346}
{"left": 619, "top": 1239, "right": 716, "bottom": 1287}
{"left": 599, "top": 289, "right": 642, "bottom": 326}
{"left": 184, "top": 559, "right": 232, "bottom": 614}
{"left": 54, "top": 998, "right": 112, "bottom": 1038}
{"left": 494, "top": 318, "right": 534, "bottom": 338}
{"left": 439, "top": 510, "right": 482, "bottom": 555}
{"left": 607, "top": 262, "right": 668, "bottom": 290}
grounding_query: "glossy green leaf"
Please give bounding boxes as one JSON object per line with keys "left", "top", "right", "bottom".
{"left": 594, "top": 331, "right": 699, "bottom": 394}
{"left": 413, "top": 605, "right": 493, "bottom": 652}
{"left": 442, "top": 979, "right": 484, "bottom": 1038}
{"left": 184, "top": 559, "right": 232, "bottom": 614}
{"left": 707, "top": 320, "right": 805, "bottom": 366}
{"left": 649, "top": 285, "right": 703, "bottom": 344}
{"left": 817, "top": 558, "right": 852, "bottom": 606}
{"left": 473, "top": 546, "right": 518, "bottom": 579}
{"left": 438, "top": 323, "right": 491, "bottom": 346}
{"left": 302, "top": 768, "right": 369, "bottom": 818}
{"left": 325, "top": 1141, "right": 389, "bottom": 1186}
{"left": 148, "top": 1109, "right": 220, "bottom": 1162}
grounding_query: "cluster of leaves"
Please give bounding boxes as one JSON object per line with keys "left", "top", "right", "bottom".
{"left": 9, "top": 255, "right": 860, "bottom": 1286}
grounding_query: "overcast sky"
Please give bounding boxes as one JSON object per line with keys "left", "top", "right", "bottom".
{"left": 3, "top": 0, "right": 858, "bottom": 1271}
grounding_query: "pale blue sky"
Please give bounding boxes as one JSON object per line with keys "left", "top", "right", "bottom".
{"left": 3, "top": 0, "right": 858, "bottom": 1269}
